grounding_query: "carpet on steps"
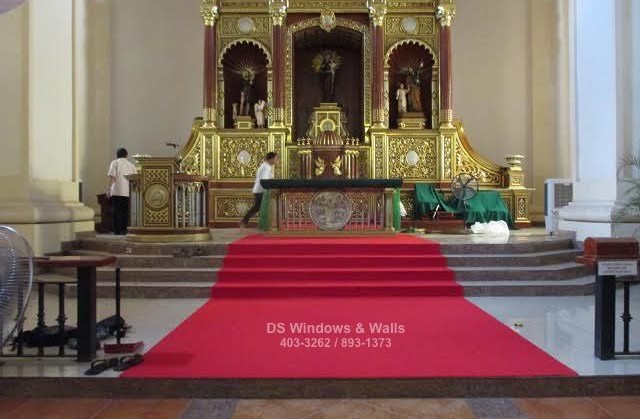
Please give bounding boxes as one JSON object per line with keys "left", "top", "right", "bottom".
{"left": 123, "top": 234, "right": 576, "bottom": 378}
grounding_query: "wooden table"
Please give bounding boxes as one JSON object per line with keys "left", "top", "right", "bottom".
{"left": 34, "top": 256, "right": 116, "bottom": 362}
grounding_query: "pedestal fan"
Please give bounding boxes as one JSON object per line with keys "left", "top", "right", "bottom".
{"left": 451, "top": 173, "right": 479, "bottom": 227}
{"left": 0, "top": 226, "right": 34, "bottom": 356}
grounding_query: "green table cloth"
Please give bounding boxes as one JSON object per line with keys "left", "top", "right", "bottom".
{"left": 452, "top": 190, "right": 514, "bottom": 227}
{"left": 414, "top": 184, "right": 459, "bottom": 218}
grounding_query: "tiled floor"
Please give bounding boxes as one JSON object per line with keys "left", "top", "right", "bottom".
{"left": 0, "top": 397, "right": 639, "bottom": 419}
{"left": 3, "top": 287, "right": 639, "bottom": 377}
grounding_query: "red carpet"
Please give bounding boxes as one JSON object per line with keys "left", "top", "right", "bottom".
{"left": 123, "top": 234, "right": 576, "bottom": 378}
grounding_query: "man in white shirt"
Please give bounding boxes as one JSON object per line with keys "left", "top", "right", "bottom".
{"left": 240, "top": 152, "right": 278, "bottom": 229}
{"left": 107, "top": 148, "right": 138, "bottom": 235}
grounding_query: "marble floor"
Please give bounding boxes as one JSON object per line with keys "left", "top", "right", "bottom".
{"left": 1, "top": 286, "right": 639, "bottom": 377}
{"left": 0, "top": 397, "right": 639, "bottom": 419}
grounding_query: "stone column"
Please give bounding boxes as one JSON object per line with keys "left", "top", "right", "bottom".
{"left": 0, "top": 0, "right": 94, "bottom": 254}
{"left": 269, "top": 0, "right": 287, "bottom": 127}
{"left": 368, "top": 0, "right": 387, "bottom": 127}
{"left": 557, "top": 0, "right": 640, "bottom": 240}
{"left": 201, "top": 0, "right": 219, "bottom": 127}
{"left": 436, "top": 0, "right": 456, "bottom": 128}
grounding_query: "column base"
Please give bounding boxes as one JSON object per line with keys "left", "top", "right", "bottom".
{"left": 0, "top": 201, "right": 95, "bottom": 254}
{"left": 557, "top": 201, "right": 640, "bottom": 241}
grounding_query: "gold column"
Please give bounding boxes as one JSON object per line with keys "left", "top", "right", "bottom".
{"left": 201, "top": 0, "right": 220, "bottom": 127}
{"left": 436, "top": 0, "right": 456, "bottom": 128}
{"left": 368, "top": 0, "right": 387, "bottom": 127}
{"left": 269, "top": 0, "right": 288, "bottom": 127}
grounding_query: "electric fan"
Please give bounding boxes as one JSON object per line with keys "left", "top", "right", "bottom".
{"left": 0, "top": 226, "right": 34, "bottom": 352}
{"left": 451, "top": 173, "right": 479, "bottom": 224}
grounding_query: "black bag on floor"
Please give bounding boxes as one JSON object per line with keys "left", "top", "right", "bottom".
{"left": 13, "top": 325, "right": 77, "bottom": 349}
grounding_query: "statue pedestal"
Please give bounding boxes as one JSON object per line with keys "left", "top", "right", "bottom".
{"left": 234, "top": 115, "right": 255, "bottom": 129}
{"left": 397, "top": 112, "right": 426, "bottom": 130}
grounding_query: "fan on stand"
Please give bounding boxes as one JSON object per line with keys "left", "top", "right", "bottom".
{"left": 451, "top": 173, "right": 479, "bottom": 229}
{"left": 0, "top": 226, "right": 34, "bottom": 359}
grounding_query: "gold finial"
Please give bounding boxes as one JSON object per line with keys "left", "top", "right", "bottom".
{"left": 436, "top": 0, "right": 456, "bottom": 27}
{"left": 367, "top": 0, "right": 387, "bottom": 27}
{"left": 269, "top": 0, "right": 288, "bottom": 26}
{"left": 201, "top": 0, "right": 219, "bottom": 27}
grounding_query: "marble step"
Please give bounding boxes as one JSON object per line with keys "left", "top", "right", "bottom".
{"left": 439, "top": 238, "right": 575, "bottom": 255}
{"left": 58, "top": 248, "right": 582, "bottom": 269}
{"left": 64, "top": 239, "right": 229, "bottom": 256}
{"left": 63, "top": 236, "right": 576, "bottom": 257}
{"left": 56, "top": 277, "right": 598, "bottom": 299}
{"left": 49, "top": 263, "right": 590, "bottom": 284}
{"left": 452, "top": 263, "right": 592, "bottom": 281}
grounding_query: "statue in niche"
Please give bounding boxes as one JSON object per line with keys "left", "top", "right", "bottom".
{"left": 312, "top": 50, "right": 342, "bottom": 103}
{"left": 396, "top": 83, "right": 410, "bottom": 114}
{"left": 239, "top": 70, "right": 256, "bottom": 116}
{"left": 254, "top": 99, "right": 267, "bottom": 128}
{"left": 397, "top": 62, "right": 427, "bottom": 113}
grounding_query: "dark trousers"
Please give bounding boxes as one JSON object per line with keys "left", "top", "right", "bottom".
{"left": 112, "top": 196, "right": 130, "bottom": 235}
{"left": 241, "top": 193, "right": 263, "bottom": 225}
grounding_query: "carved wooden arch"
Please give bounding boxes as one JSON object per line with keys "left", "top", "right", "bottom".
{"left": 285, "top": 17, "right": 372, "bottom": 131}
{"left": 218, "top": 38, "right": 273, "bottom": 68}
{"left": 384, "top": 39, "right": 438, "bottom": 68}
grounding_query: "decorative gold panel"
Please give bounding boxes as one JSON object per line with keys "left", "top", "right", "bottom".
{"left": 454, "top": 137, "right": 503, "bottom": 186}
{"left": 144, "top": 207, "right": 170, "bottom": 225}
{"left": 143, "top": 168, "right": 170, "bottom": 184}
{"left": 214, "top": 193, "right": 256, "bottom": 220}
{"left": 388, "top": 136, "right": 437, "bottom": 180}
{"left": 373, "top": 134, "right": 386, "bottom": 179}
{"left": 358, "top": 148, "right": 370, "bottom": 178}
{"left": 442, "top": 134, "right": 453, "bottom": 180}
{"left": 219, "top": 16, "right": 271, "bottom": 37}
{"left": 219, "top": 1, "right": 269, "bottom": 12}
{"left": 400, "top": 190, "right": 415, "bottom": 218}
{"left": 218, "top": 135, "right": 269, "bottom": 179}
{"left": 385, "top": 16, "right": 435, "bottom": 36}
{"left": 141, "top": 166, "right": 172, "bottom": 226}
{"left": 287, "top": 146, "right": 301, "bottom": 179}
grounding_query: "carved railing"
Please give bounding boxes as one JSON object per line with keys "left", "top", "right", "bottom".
{"left": 262, "top": 179, "right": 401, "bottom": 234}
{"left": 127, "top": 157, "right": 210, "bottom": 242}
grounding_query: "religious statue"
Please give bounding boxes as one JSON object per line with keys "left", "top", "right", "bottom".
{"left": 396, "top": 83, "right": 410, "bottom": 114}
{"left": 254, "top": 99, "right": 267, "bottom": 128}
{"left": 239, "top": 70, "right": 255, "bottom": 116}
{"left": 405, "top": 62, "right": 426, "bottom": 112}
{"left": 312, "top": 50, "right": 342, "bottom": 103}
{"left": 232, "top": 103, "right": 238, "bottom": 122}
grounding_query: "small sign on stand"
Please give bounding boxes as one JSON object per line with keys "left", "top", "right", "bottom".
{"left": 577, "top": 238, "right": 640, "bottom": 360}
{"left": 598, "top": 260, "right": 638, "bottom": 277}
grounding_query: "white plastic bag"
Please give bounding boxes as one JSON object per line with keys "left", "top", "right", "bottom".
{"left": 470, "top": 220, "right": 510, "bottom": 236}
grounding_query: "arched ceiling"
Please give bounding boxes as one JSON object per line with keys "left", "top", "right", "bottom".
{"left": 293, "top": 26, "right": 362, "bottom": 52}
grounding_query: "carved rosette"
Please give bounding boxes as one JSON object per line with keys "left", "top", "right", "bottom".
{"left": 219, "top": 136, "right": 269, "bottom": 179}
{"left": 388, "top": 136, "right": 437, "bottom": 180}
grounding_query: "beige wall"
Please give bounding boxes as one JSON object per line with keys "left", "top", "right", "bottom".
{"left": 453, "top": 0, "right": 569, "bottom": 218}
{"left": 110, "top": 0, "right": 203, "bottom": 159}
{"left": 453, "top": 0, "right": 531, "bottom": 167}
{"left": 0, "top": 5, "right": 27, "bottom": 178}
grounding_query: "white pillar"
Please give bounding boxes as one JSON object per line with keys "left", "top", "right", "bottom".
{"left": 0, "top": 0, "right": 94, "bottom": 254}
{"left": 557, "top": 0, "right": 640, "bottom": 241}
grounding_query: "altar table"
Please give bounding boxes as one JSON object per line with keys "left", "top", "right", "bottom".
{"left": 259, "top": 179, "right": 402, "bottom": 234}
